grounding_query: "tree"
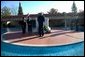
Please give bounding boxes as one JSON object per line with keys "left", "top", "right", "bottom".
{"left": 1, "top": 6, "right": 11, "bottom": 17}
{"left": 71, "top": 1, "right": 77, "bottom": 14}
{"left": 48, "top": 8, "right": 58, "bottom": 14}
{"left": 18, "top": 2, "right": 23, "bottom": 15}
{"left": 10, "top": 7, "right": 18, "bottom": 15}
{"left": 71, "top": 1, "right": 78, "bottom": 31}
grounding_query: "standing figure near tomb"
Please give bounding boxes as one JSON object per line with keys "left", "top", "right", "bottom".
{"left": 37, "top": 13, "right": 45, "bottom": 37}
{"left": 27, "top": 16, "right": 32, "bottom": 34}
{"left": 19, "top": 17, "right": 26, "bottom": 34}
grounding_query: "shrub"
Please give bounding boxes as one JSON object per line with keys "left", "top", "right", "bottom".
{"left": 43, "top": 25, "right": 51, "bottom": 33}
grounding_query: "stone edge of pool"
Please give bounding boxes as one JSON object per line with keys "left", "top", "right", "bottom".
{"left": 2, "top": 40, "right": 84, "bottom": 47}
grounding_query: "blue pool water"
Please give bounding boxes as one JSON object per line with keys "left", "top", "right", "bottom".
{"left": 1, "top": 27, "right": 84, "bottom": 56}
{"left": 1, "top": 27, "right": 21, "bottom": 34}
{"left": 1, "top": 41, "right": 84, "bottom": 56}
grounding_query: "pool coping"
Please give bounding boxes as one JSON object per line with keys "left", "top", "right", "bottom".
{"left": 2, "top": 39, "right": 84, "bottom": 47}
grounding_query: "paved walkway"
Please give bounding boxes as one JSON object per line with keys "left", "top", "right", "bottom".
{"left": 2, "top": 29, "right": 84, "bottom": 46}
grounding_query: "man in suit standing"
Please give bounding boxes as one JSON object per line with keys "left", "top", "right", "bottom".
{"left": 37, "top": 13, "right": 45, "bottom": 37}
{"left": 27, "top": 16, "right": 32, "bottom": 34}
{"left": 19, "top": 17, "right": 26, "bottom": 34}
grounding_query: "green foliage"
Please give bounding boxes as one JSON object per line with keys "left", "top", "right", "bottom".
{"left": 71, "top": 1, "right": 77, "bottom": 13}
{"left": 1, "top": 22, "right": 7, "bottom": 27}
{"left": 43, "top": 25, "right": 51, "bottom": 33}
{"left": 48, "top": 8, "right": 58, "bottom": 14}
{"left": 10, "top": 7, "right": 18, "bottom": 15}
{"left": 18, "top": 2, "right": 23, "bottom": 15}
{"left": 1, "top": 6, "right": 11, "bottom": 17}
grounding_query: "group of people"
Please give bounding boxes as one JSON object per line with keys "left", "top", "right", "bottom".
{"left": 19, "top": 13, "right": 45, "bottom": 37}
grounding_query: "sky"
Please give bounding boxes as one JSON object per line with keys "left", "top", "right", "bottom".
{"left": 1, "top": 1, "right": 84, "bottom": 14}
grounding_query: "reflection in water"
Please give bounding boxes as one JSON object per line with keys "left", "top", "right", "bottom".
{"left": 1, "top": 27, "right": 22, "bottom": 34}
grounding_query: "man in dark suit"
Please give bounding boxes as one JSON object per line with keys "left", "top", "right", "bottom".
{"left": 37, "top": 13, "right": 45, "bottom": 37}
{"left": 19, "top": 17, "right": 26, "bottom": 34}
{"left": 27, "top": 17, "right": 32, "bottom": 34}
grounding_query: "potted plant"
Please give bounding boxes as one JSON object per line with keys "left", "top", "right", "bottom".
{"left": 43, "top": 25, "right": 51, "bottom": 33}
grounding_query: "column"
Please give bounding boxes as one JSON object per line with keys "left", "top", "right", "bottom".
{"left": 24, "top": 18, "right": 28, "bottom": 33}
{"left": 36, "top": 18, "right": 39, "bottom": 32}
{"left": 64, "top": 13, "right": 67, "bottom": 30}
{"left": 44, "top": 17, "right": 49, "bottom": 27}
{"left": 44, "top": 17, "right": 51, "bottom": 32}
{"left": 7, "top": 21, "right": 11, "bottom": 32}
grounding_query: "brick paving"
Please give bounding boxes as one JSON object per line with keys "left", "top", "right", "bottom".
{"left": 2, "top": 29, "right": 84, "bottom": 46}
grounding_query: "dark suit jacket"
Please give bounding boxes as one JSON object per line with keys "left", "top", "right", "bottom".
{"left": 37, "top": 15, "right": 45, "bottom": 26}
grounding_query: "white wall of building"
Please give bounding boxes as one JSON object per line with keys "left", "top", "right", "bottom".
{"left": 29, "top": 17, "right": 49, "bottom": 33}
